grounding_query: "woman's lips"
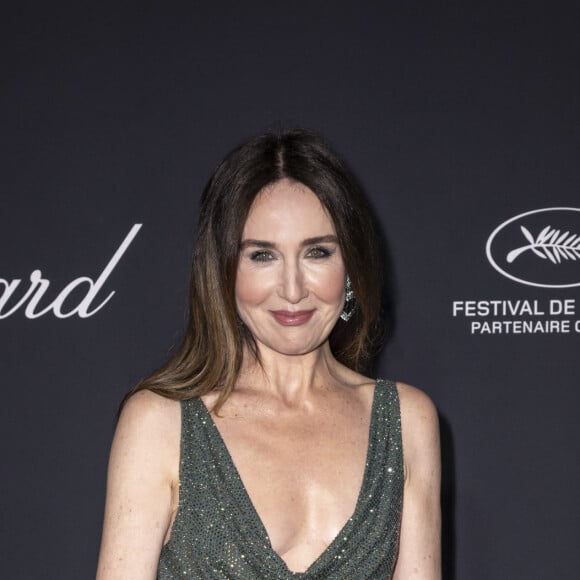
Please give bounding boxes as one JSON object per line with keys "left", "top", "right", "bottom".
{"left": 270, "top": 309, "right": 315, "bottom": 326}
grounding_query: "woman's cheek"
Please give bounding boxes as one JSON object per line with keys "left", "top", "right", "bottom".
{"left": 307, "top": 266, "right": 345, "bottom": 303}
{"left": 235, "top": 268, "right": 270, "bottom": 306}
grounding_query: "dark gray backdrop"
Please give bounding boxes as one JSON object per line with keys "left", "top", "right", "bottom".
{"left": 1, "top": 2, "right": 579, "bottom": 579}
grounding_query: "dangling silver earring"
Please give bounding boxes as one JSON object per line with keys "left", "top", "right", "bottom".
{"left": 340, "top": 275, "right": 356, "bottom": 322}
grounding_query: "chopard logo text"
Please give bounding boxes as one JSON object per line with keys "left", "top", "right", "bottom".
{"left": 0, "top": 224, "right": 142, "bottom": 319}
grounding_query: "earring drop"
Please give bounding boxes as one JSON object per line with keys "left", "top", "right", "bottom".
{"left": 340, "top": 275, "right": 356, "bottom": 322}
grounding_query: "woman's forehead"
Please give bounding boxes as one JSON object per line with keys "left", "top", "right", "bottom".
{"left": 243, "top": 179, "right": 336, "bottom": 239}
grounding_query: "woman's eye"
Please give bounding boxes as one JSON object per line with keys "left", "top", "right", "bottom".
{"left": 307, "top": 246, "right": 332, "bottom": 259}
{"left": 250, "top": 250, "right": 274, "bottom": 262}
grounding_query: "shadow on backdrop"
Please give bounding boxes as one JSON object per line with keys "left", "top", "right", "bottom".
{"left": 439, "top": 413, "right": 456, "bottom": 579}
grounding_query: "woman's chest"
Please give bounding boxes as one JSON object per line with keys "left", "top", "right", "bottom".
{"left": 209, "top": 398, "right": 373, "bottom": 567}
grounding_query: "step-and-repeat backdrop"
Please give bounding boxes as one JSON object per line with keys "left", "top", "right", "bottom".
{"left": 2, "top": 4, "right": 578, "bottom": 579}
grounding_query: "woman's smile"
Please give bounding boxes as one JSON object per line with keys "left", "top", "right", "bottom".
{"left": 270, "top": 309, "right": 316, "bottom": 326}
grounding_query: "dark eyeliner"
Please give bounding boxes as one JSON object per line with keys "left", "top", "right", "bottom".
{"left": 308, "top": 246, "right": 334, "bottom": 258}
{"left": 249, "top": 250, "right": 273, "bottom": 262}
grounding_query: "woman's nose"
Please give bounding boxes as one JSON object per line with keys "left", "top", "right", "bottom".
{"left": 278, "top": 262, "right": 308, "bottom": 304}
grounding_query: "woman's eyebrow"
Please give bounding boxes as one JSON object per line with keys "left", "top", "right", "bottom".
{"left": 239, "top": 239, "right": 275, "bottom": 250}
{"left": 240, "top": 235, "right": 338, "bottom": 250}
{"left": 301, "top": 235, "right": 338, "bottom": 246}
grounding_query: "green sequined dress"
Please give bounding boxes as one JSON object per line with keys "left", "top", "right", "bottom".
{"left": 157, "top": 378, "right": 403, "bottom": 579}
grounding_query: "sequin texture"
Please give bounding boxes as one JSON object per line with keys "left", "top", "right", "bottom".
{"left": 157, "top": 379, "right": 403, "bottom": 579}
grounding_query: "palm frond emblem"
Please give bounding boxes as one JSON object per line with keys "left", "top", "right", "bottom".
{"left": 507, "top": 226, "right": 580, "bottom": 264}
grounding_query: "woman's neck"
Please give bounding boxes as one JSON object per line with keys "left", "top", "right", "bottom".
{"left": 236, "top": 342, "right": 343, "bottom": 404}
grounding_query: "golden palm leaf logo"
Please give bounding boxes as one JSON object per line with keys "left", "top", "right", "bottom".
{"left": 507, "top": 226, "right": 580, "bottom": 264}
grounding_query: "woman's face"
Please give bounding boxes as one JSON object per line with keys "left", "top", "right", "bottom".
{"left": 236, "top": 178, "right": 346, "bottom": 357}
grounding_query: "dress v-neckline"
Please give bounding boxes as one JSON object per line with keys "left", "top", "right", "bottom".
{"left": 197, "top": 380, "right": 381, "bottom": 576}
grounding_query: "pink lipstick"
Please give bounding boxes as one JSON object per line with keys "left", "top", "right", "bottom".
{"left": 270, "top": 309, "right": 315, "bottom": 326}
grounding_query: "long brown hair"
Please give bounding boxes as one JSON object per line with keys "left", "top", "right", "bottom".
{"left": 126, "top": 129, "right": 384, "bottom": 412}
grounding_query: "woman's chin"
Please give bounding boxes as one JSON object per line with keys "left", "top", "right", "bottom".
{"left": 254, "top": 337, "right": 329, "bottom": 359}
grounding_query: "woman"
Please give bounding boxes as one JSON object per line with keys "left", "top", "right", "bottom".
{"left": 97, "top": 130, "right": 441, "bottom": 579}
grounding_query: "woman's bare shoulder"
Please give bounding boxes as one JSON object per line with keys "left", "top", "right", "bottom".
{"left": 121, "top": 389, "right": 181, "bottom": 422}
{"left": 395, "top": 381, "right": 438, "bottom": 418}
{"left": 114, "top": 390, "right": 181, "bottom": 469}
{"left": 97, "top": 391, "right": 181, "bottom": 578}
{"left": 394, "top": 382, "right": 440, "bottom": 459}
{"left": 391, "top": 382, "right": 441, "bottom": 577}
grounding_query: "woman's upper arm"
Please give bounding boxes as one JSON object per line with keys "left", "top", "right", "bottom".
{"left": 393, "top": 382, "right": 442, "bottom": 580}
{"left": 96, "top": 390, "right": 181, "bottom": 580}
